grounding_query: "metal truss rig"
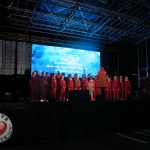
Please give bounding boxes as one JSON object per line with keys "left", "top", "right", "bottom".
{"left": 1, "top": 0, "right": 150, "bottom": 46}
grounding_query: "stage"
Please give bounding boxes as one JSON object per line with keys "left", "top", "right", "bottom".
{"left": 0, "top": 99, "right": 150, "bottom": 144}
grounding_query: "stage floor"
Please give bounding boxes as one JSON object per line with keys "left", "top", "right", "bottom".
{"left": 1, "top": 129, "right": 150, "bottom": 150}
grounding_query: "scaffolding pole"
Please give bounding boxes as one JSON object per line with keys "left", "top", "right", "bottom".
{"left": 137, "top": 44, "right": 140, "bottom": 88}
{"left": 145, "top": 39, "right": 149, "bottom": 77}
{"left": 118, "top": 50, "right": 119, "bottom": 78}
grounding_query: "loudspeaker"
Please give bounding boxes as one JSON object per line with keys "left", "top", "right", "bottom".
{"left": 48, "top": 94, "right": 55, "bottom": 101}
{"left": 69, "top": 90, "right": 89, "bottom": 101}
{"left": 136, "top": 91, "right": 149, "bottom": 101}
{"left": 95, "top": 95, "right": 104, "bottom": 101}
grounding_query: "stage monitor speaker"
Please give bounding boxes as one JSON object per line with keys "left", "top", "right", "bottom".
{"left": 136, "top": 91, "right": 149, "bottom": 101}
{"left": 69, "top": 90, "right": 89, "bottom": 101}
{"left": 95, "top": 95, "right": 104, "bottom": 101}
{"left": 48, "top": 94, "right": 55, "bottom": 101}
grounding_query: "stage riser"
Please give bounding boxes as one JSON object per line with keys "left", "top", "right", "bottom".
{"left": 0, "top": 100, "right": 150, "bottom": 144}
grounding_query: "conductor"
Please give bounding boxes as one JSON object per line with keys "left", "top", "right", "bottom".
{"left": 96, "top": 66, "right": 108, "bottom": 99}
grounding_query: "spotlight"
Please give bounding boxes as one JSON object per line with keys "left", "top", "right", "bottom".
{"left": 40, "top": 100, "right": 44, "bottom": 102}
{"left": 8, "top": 1, "right": 13, "bottom": 8}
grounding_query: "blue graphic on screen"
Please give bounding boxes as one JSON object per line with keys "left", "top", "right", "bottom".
{"left": 32, "top": 44, "right": 100, "bottom": 77}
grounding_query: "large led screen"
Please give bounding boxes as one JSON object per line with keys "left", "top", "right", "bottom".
{"left": 32, "top": 44, "right": 100, "bottom": 77}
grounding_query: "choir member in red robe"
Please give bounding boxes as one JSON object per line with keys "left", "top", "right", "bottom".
{"left": 94, "top": 77, "right": 101, "bottom": 100}
{"left": 124, "top": 76, "right": 131, "bottom": 100}
{"left": 56, "top": 72, "right": 61, "bottom": 100}
{"left": 105, "top": 77, "right": 112, "bottom": 100}
{"left": 48, "top": 74, "right": 52, "bottom": 95}
{"left": 112, "top": 76, "right": 119, "bottom": 100}
{"left": 35, "top": 71, "right": 41, "bottom": 100}
{"left": 30, "top": 71, "right": 37, "bottom": 99}
{"left": 40, "top": 72, "right": 48, "bottom": 100}
{"left": 51, "top": 73, "right": 57, "bottom": 99}
{"left": 118, "top": 76, "right": 125, "bottom": 100}
{"left": 46, "top": 72, "right": 50, "bottom": 98}
{"left": 81, "top": 74, "right": 88, "bottom": 90}
{"left": 60, "top": 75, "right": 66, "bottom": 100}
{"left": 74, "top": 75, "right": 81, "bottom": 90}
{"left": 67, "top": 74, "right": 74, "bottom": 100}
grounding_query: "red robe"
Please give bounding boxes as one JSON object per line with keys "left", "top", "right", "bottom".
{"left": 45, "top": 76, "right": 50, "bottom": 96}
{"left": 124, "top": 81, "right": 131, "bottom": 99}
{"left": 74, "top": 79, "right": 81, "bottom": 90}
{"left": 81, "top": 78, "right": 88, "bottom": 90}
{"left": 118, "top": 81, "right": 124, "bottom": 100}
{"left": 60, "top": 79, "right": 66, "bottom": 100}
{"left": 112, "top": 80, "right": 119, "bottom": 99}
{"left": 40, "top": 76, "right": 47, "bottom": 100}
{"left": 94, "top": 80, "right": 101, "bottom": 99}
{"left": 105, "top": 82, "right": 112, "bottom": 100}
{"left": 35, "top": 76, "right": 41, "bottom": 99}
{"left": 30, "top": 76, "right": 36, "bottom": 98}
{"left": 67, "top": 79, "right": 74, "bottom": 99}
{"left": 48, "top": 77, "right": 52, "bottom": 94}
{"left": 56, "top": 77, "right": 61, "bottom": 100}
{"left": 51, "top": 78, "right": 57, "bottom": 99}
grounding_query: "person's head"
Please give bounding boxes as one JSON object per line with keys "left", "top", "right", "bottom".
{"left": 42, "top": 72, "right": 46, "bottom": 77}
{"left": 68, "top": 74, "right": 72, "bottom": 79}
{"left": 74, "top": 73, "right": 77, "bottom": 78}
{"left": 125, "top": 76, "right": 128, "bottom": 81}
{"left": 108, "top": 77, "right": 111, "bottom": 82}
{"left": 52, "top": 73, "right": 56, "bottom": 78}
{"left": 82, "top": 74, "right": 86, "bottom": 79}
{"left": 46, "top": 72, "right": 50, "bottom": 77}
{"left": 100, "top": 66, "right": 104, "bottom": 71}
{"left": 62, "top": 73, "right": 65, "bottom": 77}
{"left": 32, "top": 71, "right": 36, "bottom": 77}
{"left": 113, "top": 76, "right": 117, "bottom": 81}
{"left": 75, "top": 75, "right": 79, "bottom": 80}
{"left": 61, "top": 75, "right": 64, "bottom": 80}
{"left": 120, "top": 76, "right": 123, "bottom": 82}
{"left": 37, "top": 71, "right": 40, "bottom": 76}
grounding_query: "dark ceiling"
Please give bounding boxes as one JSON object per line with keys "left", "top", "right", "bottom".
{"left": 0, "top": 0, "right": 150, "bottom": 51}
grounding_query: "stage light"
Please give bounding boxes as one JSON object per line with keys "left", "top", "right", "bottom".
{"left": 0, "top": 6, "right": 11, "bottom": 18}
{"left": 7, "top": 13, "right": 11, "bottom": 18}
{"left": 8, "top": 1, "right": 13, "bottom": 8}
{"left": 1, "top": 0, "right": 13, "bottom": 7}
{"left": 40, "top": 100, "right": 44, "bottom": 102}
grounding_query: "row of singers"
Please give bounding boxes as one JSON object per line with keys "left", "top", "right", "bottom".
{"left": 29, "top": 71, "right": 131, "bottom": 101}
{"left": 29, "top": 71, "right": 101, "bottom": 100}
{"left": 105, "top": 76, "right": 131, "bottom": 100}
